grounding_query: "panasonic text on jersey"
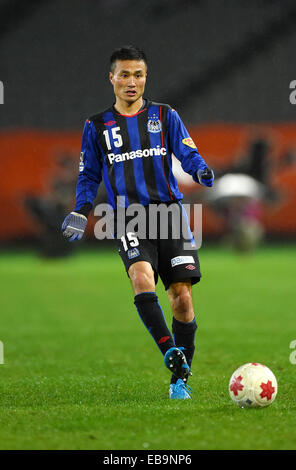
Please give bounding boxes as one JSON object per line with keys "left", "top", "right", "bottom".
{"left": 108, "top": 146, "right": 166, "bottom": 164}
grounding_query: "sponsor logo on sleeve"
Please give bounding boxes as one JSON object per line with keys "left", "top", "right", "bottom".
{"left": 79, "top": 152, "right": 85, "bottom": 172}
{"left": 182, "top": 137, "right": 196, "bottom": 149}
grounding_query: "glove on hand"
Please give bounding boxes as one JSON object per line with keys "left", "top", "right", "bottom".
{"left": 61, "top": 212, "right": 87, "bottom": 242}
{"left": 197, "top": 167, "right": 214, "bottom": 187}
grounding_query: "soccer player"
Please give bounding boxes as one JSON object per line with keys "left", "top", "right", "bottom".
{"left": 62, "top": 45, "right": 214, "bottom": 399}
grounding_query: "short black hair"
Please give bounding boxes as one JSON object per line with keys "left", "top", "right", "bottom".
{"left": 110, "top": 45, "right": 147, "bottom": 72}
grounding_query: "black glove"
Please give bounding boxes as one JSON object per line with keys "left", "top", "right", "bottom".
{"left": 196, "top": 168, "right": 214, "bottom": 187}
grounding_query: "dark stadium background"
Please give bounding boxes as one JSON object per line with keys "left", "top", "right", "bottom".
{"left": 0, "top": 0, "right": 295, "bottom": 251}
{"left": 0, "top": 0, "right": 296, "bottom": 452}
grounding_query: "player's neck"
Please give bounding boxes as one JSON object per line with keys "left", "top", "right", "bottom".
{"left": 114, "top": 97, "right": 144, "bottom": 116}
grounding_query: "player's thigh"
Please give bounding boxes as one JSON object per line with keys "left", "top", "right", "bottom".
{"left": 115, "top": 233, "right": 158, "bottom": 294}
{"left": 157, "top": 201, "right": 201, "bottom": 290}
{"left": 158, "top": 236, "right": 201, "bottom": 291}
{"left": 128, "top": 261, "right": 156, "bottom": 295}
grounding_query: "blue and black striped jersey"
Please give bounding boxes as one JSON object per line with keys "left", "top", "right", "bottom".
{"left": 74, "top": 99, "right": 208, "bottom": 211}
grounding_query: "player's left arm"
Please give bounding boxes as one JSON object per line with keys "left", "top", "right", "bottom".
{"left": 166, "top": 108, "right": 214, "bottom": 187}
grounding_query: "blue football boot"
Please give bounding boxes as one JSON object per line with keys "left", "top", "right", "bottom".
{"left": 164, "top": 347, "right": 191, "bottom": 380}
{"left": 169, "top": 379, "right": 193, "bottom": 400}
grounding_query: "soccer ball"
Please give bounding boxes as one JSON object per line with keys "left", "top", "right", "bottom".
{"left": 229, "top": 363, "right": 278, "bottom": 408}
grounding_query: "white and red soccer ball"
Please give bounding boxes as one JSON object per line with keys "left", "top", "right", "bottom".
{"left": 229, "top": 363, "right": 278, "bottom": 408}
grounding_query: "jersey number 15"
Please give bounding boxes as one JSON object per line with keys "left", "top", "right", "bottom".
{"left": 103, "top": 127, "right": 123, "bottom": 150}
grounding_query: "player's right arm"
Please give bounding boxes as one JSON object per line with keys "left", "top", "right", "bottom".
{"left": 62, "top": 119, "right": 102, "bottom": 242}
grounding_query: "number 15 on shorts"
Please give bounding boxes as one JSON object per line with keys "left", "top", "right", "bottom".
{"left": 120, "top": 232, "right": 139, "bottom": 251}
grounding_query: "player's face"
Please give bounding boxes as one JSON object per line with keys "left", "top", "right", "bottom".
{"left": 109, "top": 60, "right": 147, "bottom": 104}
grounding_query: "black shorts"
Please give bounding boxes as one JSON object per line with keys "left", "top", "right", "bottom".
{"left": 113, "top": 201, "right": 201, "bottom": 290}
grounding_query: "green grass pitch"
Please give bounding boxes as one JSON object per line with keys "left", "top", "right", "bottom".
{"left": 0, "top": 244, "right": 295, "bottom": 450}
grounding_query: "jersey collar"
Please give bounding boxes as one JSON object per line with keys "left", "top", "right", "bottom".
{"left": 112, "top": 98, "right": 149, "bottom": 117}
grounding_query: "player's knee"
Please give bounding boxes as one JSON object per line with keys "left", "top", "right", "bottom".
{"left": 175, "top": 290, "right": 192, "bottom": 315}
{"left": 129, "top": 263, "right": 155, "bottom": 294}
{"left": 132, "top": 271, "right": 155, "bottom": 294}
{"left": 169, "top": 285, "right": 193, "bottom": 321}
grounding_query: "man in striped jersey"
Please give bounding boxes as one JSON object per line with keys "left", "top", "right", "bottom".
{"left": 62, "top": 45, "right": 214, "bottom": 399}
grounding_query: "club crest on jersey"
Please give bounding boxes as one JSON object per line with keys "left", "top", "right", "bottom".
{"left": 147, "top": 115, "right": 162, "bottom": 133}
{"left": 79, "top": 152, "right": 85, "bottom": 172}
{"left": 182, "top": 137, "right": 196, "bottom": 149}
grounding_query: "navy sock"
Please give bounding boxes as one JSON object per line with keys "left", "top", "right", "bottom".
{"left": 171, "top": 317, "right": 198, "bottom": 384}
{"left": 134, "top": 292, "right": 175, "bottom": 356}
